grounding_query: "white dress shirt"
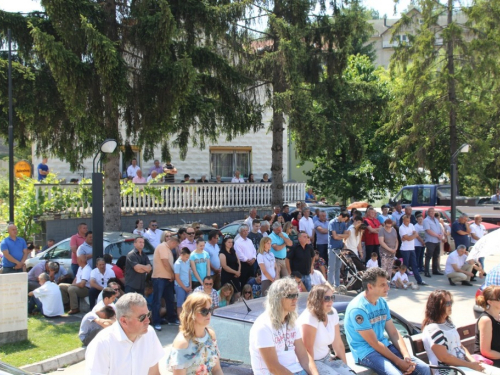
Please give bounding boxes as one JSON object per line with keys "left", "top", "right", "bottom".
{"left": 234, "top": 236, "right": 256, "bottom": 262}
{"left": 33, "top": 281, "right": 64, "bottom": 317}
{"left": 144, "top": 228, "right": 163, "bottom": 248}
{"left": 90, "top": 268, "right": 116, "bottom": 289}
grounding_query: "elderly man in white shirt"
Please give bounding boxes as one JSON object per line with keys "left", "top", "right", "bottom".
{"left": 85, "top": 293, "right": 164, "bottom": 375}
{"left": 59, "top": 254, "right": 91, "bottom": 314}
{"left": 143, "top": 220, "right": 163, "bottom": 248}
{"left": 28, "top": 272, "right": 64, "bottom": 317}
{"left": 234, "top": 224, "right": 257, "bottom": 286}
{"left": 231, "top": 170, "right": 245, "bottom": 183}
{"left": 445, "top": 245, "right": 481, "bottom": 286}
{"left": 299, "top": 208, "right": 315, "bottom": 243}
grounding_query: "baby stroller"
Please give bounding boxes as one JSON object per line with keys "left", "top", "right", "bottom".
{"left": 335, "top": 249, "right": 365, "bottom": 294}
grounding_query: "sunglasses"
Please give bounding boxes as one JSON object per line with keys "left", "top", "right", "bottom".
{"left": 285, "top": 293, "right": 299, "bottom": 300}
{"left": 151, "top": 224, "right": 158, "bottom": 227}
{"left": 113, "top": 288, "right": 120, "bottom": 292}
{"left": 244, "top": 291, "right": 252, "bottom": 294}
{"left": 132, "top": 311, "right": 151, "bottom": 322}
{"left": 324, "top": 295, "right": 334, "bottom": 302}
{"left": 204, "top": 283, "right": 213, "bottom": 286}
{"left": 444, "top": 301, "right": 453, "bottom": 307}
{"left": 199, "top": 307, "right": 213, "bottom": 317}
{"left": 187, "top": 232, "right": 195, "bottom": 235}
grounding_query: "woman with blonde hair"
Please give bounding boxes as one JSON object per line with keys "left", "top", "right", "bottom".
{"left": 238, "top": 284, "right": 254, "bottom": 302}
{"left": 298, "top": 285, "right": 354, "bottom": 375}
{"left": 475, "top": 286, "right": 500, "bottom": 367}
{"left": 218, "top": 283, "right": 234, "bottom": 308}
{"left": 167, "top": 293, "right": 223, "bottom": 375}
{"left": 257, "top": 237, "right": 276, "bottom": 296}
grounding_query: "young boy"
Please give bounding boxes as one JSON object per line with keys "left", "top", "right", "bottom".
{"left": 291, "top": 271, "right": 306, "bottom": 292}
{"left": 175, "top": 247, "right": 192, "bottom": 317}
{"left": 366, "top": 252, "right": 379, "bottom": 269}
{"left": 391, "top": 264, "right": 418, "bottom": 290}
{"left": 247, "top": 269, "right": 262, "bottom": 298}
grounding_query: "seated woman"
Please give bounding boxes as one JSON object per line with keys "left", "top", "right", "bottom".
{"left": 249, "top": 278, "right": 319, "bottom": 375}
{"left": 167, "top": 293, "right": 223, "bottom": 375}
{"left": 238, "top": 284, "right": 254, "bottom": 302}
{"left": 422, "top": 290, "right": 487, "bottom": 374}
{"left": 476, "top": 285, "right": 500, "bottom": 367}
{"left": 218, "top": 283, "right": 234, "bottom": 308}
{"left": 298, "top": 284, "right": 354, "bottom": 375}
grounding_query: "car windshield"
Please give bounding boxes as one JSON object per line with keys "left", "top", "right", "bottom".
{"left": 443, "top": 208, "right": 466, "bottom": 223}
{"left": 437, "top": 187, "right": 452, "bottom": 199}
{"left": 105, "top": 239, "right": 155, "bottom": 259}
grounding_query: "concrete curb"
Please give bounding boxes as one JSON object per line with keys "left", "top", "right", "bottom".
{"left": 20, "top": 347, "right": 85, "bottom": 374}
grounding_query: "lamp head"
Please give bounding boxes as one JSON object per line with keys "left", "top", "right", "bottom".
{"left": 459, "top": 143, "right": 470, "bottom": 153}
{"left": 100, "top": 139, "right": 117, "bottom": 154}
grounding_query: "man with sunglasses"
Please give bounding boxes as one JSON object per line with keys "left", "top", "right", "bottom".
{"left": 89, "top": 258, "right": 116, "bottom": 309}
{"left": 143, "top": 220, "right": 163, "bottom": 248}
{"left": 180, "top": 228, "right": 197, "bottom": 252}
{"left": 85, "top": 293, "right": 164, "bottom": 375}
{"left": 193, "top": 276, "right": 219, "bottom": 310}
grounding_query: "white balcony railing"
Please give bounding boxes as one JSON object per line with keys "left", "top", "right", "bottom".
{"left": 34, "top": 182, "right": 306, "bottom": 215}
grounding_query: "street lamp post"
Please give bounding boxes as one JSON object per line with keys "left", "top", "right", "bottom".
{"left": 7, "top": 29, "right": 14, "bottom": 223}
{"left": 92, "top": 139, "right": 118, "bottom": 268}
{"left": 450, "top": 143, "right": 470, "bottom": 223}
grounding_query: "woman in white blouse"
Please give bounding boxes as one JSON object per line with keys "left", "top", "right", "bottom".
{"left": 298, "top": 284, "right": 355, "bottom": 375}
{"left": 257, "top": 237, "right": 276, "bottom": 296}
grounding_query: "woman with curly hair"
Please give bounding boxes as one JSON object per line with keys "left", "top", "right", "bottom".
{"left": 422, "top": 290, "right": 486, "bottom": 374}
{"left": 298, "top": 284, "right": 354, "bottom": 375}
{"left": 475, "top": 285, "right": 500, "bottom": 367}
{"left": 167, "top": 293, "right": 223, "bottom": 375}
{"left": 249, "top": 277, "right": 319, "bottom": 375}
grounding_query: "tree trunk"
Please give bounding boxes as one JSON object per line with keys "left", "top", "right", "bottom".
{"left": 103, "top": 154, "right": 121, "bottom": 231}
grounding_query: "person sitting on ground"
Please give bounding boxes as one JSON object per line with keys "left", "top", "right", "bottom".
{"left": 59, "top": 254, "right": 91, "bottom": 315}
{"left": 475, "top": 285, "right": 500, "bottom": 367}
{"left": 249, "top": 277, "right": 319, "bottom": 375}
{"left": 194, "top": 276, "right": 219, "bottom": 309}
{"left": 345, "top": 267, "right": 430, "bottom": 375}
{"left": 298, "top": 284, "right": 354, "bottom": 375}
{"left": 292, "top": 271, "right": 306, "bottom": 292}
{"left": 28, "top": 260, "right": 68, "bottom": 291}
{"left": 391, "top": 264, "right": 418, "bottom": 290}
{"left": 445, "top": 244, "right": 482, "bottom": 286}
{"left": 423, "top": 289, "right": 489, "bottom": 374}
{"left": 218, "top": 283, "right": 234, "bottom": 308}
{"left": 238, "top": 284, "right": 254, "bottom": 302}
{"left": 366, "top": 252, "right": 379, "bottom": 269}
{"left": 96, "top": 280, "right": 123, "bottom": 303}
{"left": 247, "top": 269, "right": 262, "bottom": 299}
{"left": 167, "top": 293, "right": 223, "bottom": 375}
{"left": 28, "top": 272, "right": 64, "bottom": 317}
{"left": 89, "top": 257, "right": 115, "bottom": 309}
{"left": 79, "top": 306, "right": 116, "bottom": 346}
{"left": 91, "top": 287, "right": 117, "bottom": 313}
{"left": 309, "top": 267, "right": 327, "bottom": 287}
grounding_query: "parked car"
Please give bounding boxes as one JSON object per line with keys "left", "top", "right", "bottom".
{"left": 219, "top": 220, "right": 299, "bottom": 245}
{"left": 0, "top": 360, "right": 39, "bottom": 375}
{"left": 159, "top": 224, "right": 222, "bottom": 245}
{"left": 289, "top": 205, "right": 342, "bottom": 221}
{"left": 25, "top": 232, "right": 155, "bottom": 277}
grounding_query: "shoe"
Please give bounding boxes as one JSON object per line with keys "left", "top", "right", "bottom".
{"left": 407, "top": 271, "right": 414, "bottom": 276}
{"left": 433, "top": 271, "right": 444, "bottom": 275}
{"left": 424, "top": 272, "right": 432, "bottom": 278}
{"left": 470, "top": 277, "right": 477, "bottom": 282}
{"left": 68, "top": 309, "right": 80, "bottom": 315}
{"left": 461, "top": 281, "right": 473, "bottom": 286}
{"left": 160, "top": 319, "right": 169, "bottom": 325}
{"left": 154, "top": 325, "right": 162, "bottom": 331}
{"left": 417, "top": 281, "right": 428, "bottom": 286}
{"left": 169, "top": 319, "right": 180, "bottom": 326}
{"left": 448, "top": 278, "right": 456, "bottom": 286}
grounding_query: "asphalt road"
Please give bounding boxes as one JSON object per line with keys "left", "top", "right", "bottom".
{"left": 50, "top": 252, "right": 499, "bottom": 375}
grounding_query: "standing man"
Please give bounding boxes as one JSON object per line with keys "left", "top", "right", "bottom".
{"left": 423, "top": 208, "right": 445, "bottom": 277}
{"left": 204, "top": 230, "right": 221, "bottom": 290}
{"left": 269, "top": 221, "right": 293, "bottom": 279}
{"left": 149, "top": 160, "right": 163, "bottom": 176}
{"left": 364, "top": 208, "right": 382, "bottom": 265}
{"left": 85, "top": 293, "right": 164, "bottom": 375}
{"left": 231, "top": 170, "right": 245, "bottom": 183}
{"left": 143, "top": 220, "right": 163, "bottom": 249}
{"left": 162, "top": 159, "right": 177, "bottom": 183}
{"left": 328, "top": 213, "right": 350, "bottom": 288}
{"left": 179, "top": 227, "right": 197, "bottom": 252}
{"left": 286, "top": 232, "right": 315, "bottom": 291}
{"left": 315, "top": 211, "right": 329, "bottom": 264}
{"left": 305, "top": 187, "right": 317, "bottom": 203}
{"left": 125, "top": 237, "right": 152, "bottom": 295}
{"left": 451, "top": 213, "right": 471, "bottom": 249}
{"left": 398, "top": 215, "right": 427, "bottom": 286}
{"left": 234, "top": 224, "right": 257, "bottom": 286}
{"left": 152, "top": 234, "right": 179, "bottom": 331}
{"left": 1, "top": 224, "right": 29, "bottom": 274}
{"left": 244, "top": 208, "right": 257, "bottom": 227}
{"left": 391, "top": 202, "right": 404, "bottom": 226}
{"left": 398, "top": 206, "right": 416, "bottom": 226}
{"left": 126, "top": 158, "right": 140, "bottom": 179}
{"left": 491, "top": 188, "right": 500, "bottom": 202}
{"left": 70, "top": 223, "right": 88, "bottom": 277}
{"left": 470, "top": 214, "right": 487, "bottom": 270}
{"left": 344, "top": 268, "right": 430, "bottom": 375}
{"left": 37, "top": 157, "right": 49, "bottom": 181}
{"left": 378, "top": 205, "right": 391, "bottom": 224}
{"left": 76, "top": 231, "right": 93, "bottom": 267}
{"left": 281, "top": 204, "right": 292, "bottom": 223}
{"left": 28, "top": 272, "right": 64, "bottom": 317}
{"left": 299, "top": 208, "right": 315, "bottom": 243}
{"left": 88, "top": 258, "right": 115, "bottom": 309}
{"left": 248, "top": 220, "right": 263, "bottom": 251}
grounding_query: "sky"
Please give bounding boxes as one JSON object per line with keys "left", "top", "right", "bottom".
{"left": 1, "top": 0, "right": 413, "bottom": 17}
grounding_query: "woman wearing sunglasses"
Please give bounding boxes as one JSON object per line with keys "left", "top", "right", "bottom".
{"left": 167, "top": 293, "right": 223, "bottom": 375}
{"left": 298, "top": 285, "right": 354, "bottom": 375}
{"left": 422, "top": 290, "right": 487, "bottom": 374}
{"left": 249, "top": 277, "right": 319, "bottom": 375}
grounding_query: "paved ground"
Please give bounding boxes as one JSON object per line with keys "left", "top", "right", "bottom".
{"left": 49, "top": 253, "right": 498, "bottom": 374}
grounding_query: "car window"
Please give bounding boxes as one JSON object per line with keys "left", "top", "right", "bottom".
{"left": 105, "top": 239, "right": 155, "bottom": 259}
{"left": 417, "top": 188, "right": 431, "bottom": 205}
{"left": 45, "top": 240, "right": 71, "bottom": 260}
{"left": 221, "top": 224, "right": 240, "bottom": 237}
{"left": 401, "top": 189, "right": 413, "bottom": 204}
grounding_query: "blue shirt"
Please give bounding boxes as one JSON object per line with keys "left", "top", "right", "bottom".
{"left": 423, "top": 216, "right": 442, "bottom": 243}
{"left": 204, "top": 242, "right": 221, "bottom": 275}
{"left": 37, "top": 163, "right": 49, "bottom": 181}
{"left": 328, "top": 220, "right": 347, "bottom": 249}
{"left": 189, "top": 251, "right": 210, "bottom": 282}
{"left": 305, "top": 192, "right": 315, "bottom": 202}
{"left": 451, "top": 221, "right": 470, "bottom": 248}
{"left": 1, "top": 236, "right": 27, "bottom": 267}
{"left": 485, "top": 264, "right": 500, "bottom": 288}
{"left": 174, "top": 258, "right": 191, "bottom": 287}
{"left": 345, "top": 293, "right": 392, "bottom": 362}
{"left": 378, "top": 214, "right": 390, "bottom": 224}
{"left": 269, "top": 232, "right": 289, "bottom": 259}
{"left": 315, "top": 220, "right": 329, "bottom": 245}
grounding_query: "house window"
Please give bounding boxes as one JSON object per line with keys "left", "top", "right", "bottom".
{"left": 210, "top": 147, "right": 251, "bottom": 179}
{"left": 120, "top": 145, "right": 141, "bottom": 178}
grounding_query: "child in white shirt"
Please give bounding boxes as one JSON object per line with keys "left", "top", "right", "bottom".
{"left": 366, "top": 252, "right": 379, "bottom": 269}
{"left": 391, "top": 264, "right": 418, "bottom": 290}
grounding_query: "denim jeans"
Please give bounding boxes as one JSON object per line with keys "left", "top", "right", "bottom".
{"left": 415, "top": 246, "right": 425, "bottom": 270}
{"left": 28, "top": 296, "right": 43, "bottom": 314}
{"left": 301, "top": 274, "right": 312, "bottom": 292}
{"left": 317, "top": 244, "right": 329, "bottom": 265}
{"left": 328, "top": 248, "right": 342, "bottom": 287}
{"left": 152, "top": 278, "right": 176, "bottom": 325}
{"left": 359, "top": 344, "right": 430, "bottom": 375}
{"left": 400, "top": 250, "right": 423, "bottom": 284}
{"left": 71, "top": 263, "right": 79, "bottom": 278}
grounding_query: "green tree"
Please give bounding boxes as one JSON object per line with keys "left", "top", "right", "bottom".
{"left": 0, "top": 0, "right": 262, "bottom": 229}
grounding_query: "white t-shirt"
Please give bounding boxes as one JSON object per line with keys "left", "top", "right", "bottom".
{"left": 231, "top": 177, "right": 245, "bottom": 183}
{"left": 249, "top": 314, "right": 304, "bottom": 375}
{"left": 445, "top": 250, "right": 468, "bottom": 275}
{"left": 76, "top": 265, "right": 92, "bottom": 288}
{"left": 392, "top": 272, "right": 409, "bottom": 284}
{"left": 90, "top": 268, "right": 116, "bottom": 289}
{"left": 257, "top": 252, "right": 276, "bottom": 281}
{"left": 85, "top": 323, "right": 164, "bottom": 375}
{"left": 310, "top": 270, "right": 326, "bottom": 286}
{"left": 422, "top": 321, "right": 466, "bottom": 371}
{"left": 414, "top": 223, "right": 426, "bottom": 247}
{"left": 126, "top": 164, "right": 140, "bottom": 178}
{"left": 470, "top": 223, "right": 486, "bottom": 244}
{"left": 299, "top": 217, "right": 315, "bottom": 237}
{"left": 366, "top": 259, "right": 378, "bottom": 268}
{"left": 33, "top": 281, "right": 64, "bottom": 317}
{"left": 344, "top": 226, "right": 360, "bottom": 256}
{"left": 297, "top": 307, "right": 339, "bottom": 360}
{"left": 92, "top": 300, "right": 116, "bottom": 313}
{"left": 399, "top": 223, "right": 416, "bottom": 251}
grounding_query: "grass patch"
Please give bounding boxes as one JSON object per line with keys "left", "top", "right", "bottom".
{"left": 0, "top": 317, "right": 81, "bottom": 368}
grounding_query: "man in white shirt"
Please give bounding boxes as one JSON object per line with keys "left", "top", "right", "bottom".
{"left": 235, "top": 224, "right": 257, "bottom": 286}
{"left": 59, "top": 254, "right": 91, "bottom": 314}
{"left": 85, "top": 293, "right": 164, "bottom": 375}
{"left": 92, "top": 287, "right": 117, "bottom": 313}
{"left": 76, "top": 231, "right": 93, "bottom": 267}
{"left": 299, "top": 208, "right": 315, "bottom": 243}
{"left": 231, "top": 170, "right": 245, "bottom": 183}
{"left": 143, "top": 220, "right": 163, "bottom": 248}
{"left": 244, "top": 208, "right": 257, "bottom": 227}
{"left": 398, "top": 215, "right": 426, "bottom": 286}
{"left": 126, "top": 158, "right": 140, "bottom": 178}
{"left": 88, "top": 258, "right": 116, "bottom": 309}
{"left": 445, "top": 245, "right": 478, "bottom": 286}
{"left": 310, "top": 269, "right": 327, "bottom": 286}
{"left": 28, "top": 272, "right": 64, "bottom": 317}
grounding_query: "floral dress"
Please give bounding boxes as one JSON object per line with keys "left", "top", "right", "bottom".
{"left": 167, "top": 329, "right": 220, "bottom": 375}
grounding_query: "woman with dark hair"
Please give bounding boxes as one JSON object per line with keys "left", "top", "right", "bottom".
{"left": 247, "top": 173, "right": 255, "bottom": 183}
{"left": 115, "top": 256, "right": 127, "bottom": 275}
{"left": 292, "top": 211, "right": 302, "bottom": 232}
{"left": 298, "top": 284, "right": 353, "bottom": 375}
{"left": 219, "top": 236, "right": 241, "bottom": 300}
{"left": 133, "top": 219, "right": 145, "bottom": 236}
{"left": 344, "top": 216, "right": 367, "bottom": 265}
{"left": 423, "top": 290, "right": 486, "bottom": 373}
{"left": 475, "top": 286, "right": 500, "bottom": 367}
